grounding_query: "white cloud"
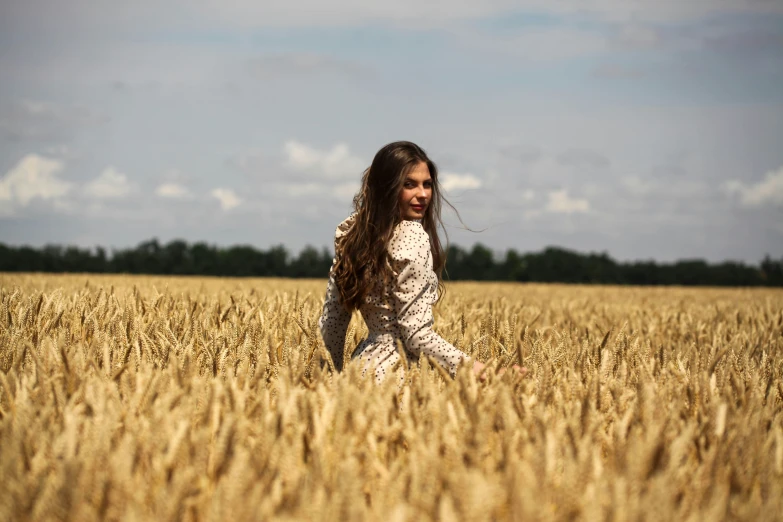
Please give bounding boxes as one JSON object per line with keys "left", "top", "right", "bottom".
{"left": 722, "top": 166, "right": 783, "bottom": 207}
{"left": 332, "top": 182, "right": 359, "bottom": 199}
{"left": 284, "top": 140, "right": 365, "bottom": 179}
{"left": 211, "top": 188, "right": 241, "bottom": 210}
{"left": 84, "top": 166, "right": 132, "bottom": 199}
{"left": 0, "top": 154, "right": 72, "bottom": 214}
{"left": 622, "top": 176, "right": 653, "bottom": 196}
{"left": 546, "top": 189, "right": 590, "bottom": 214}
{"left": 155, "top": 183, "right": 192, "bottom": 199}
{"left": 440, "top": 172, "right": 482, "bottom": 192}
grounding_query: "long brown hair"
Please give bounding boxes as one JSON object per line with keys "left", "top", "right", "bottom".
{"left": 332, "top": 141, "right": 451, "bottom": 311}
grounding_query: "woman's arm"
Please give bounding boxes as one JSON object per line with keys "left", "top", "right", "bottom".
{"left": 317, "top": 215, "right": 358, "bottom": 372}
{"left": 390, "top": 222, "right": 470, "bottom": 376}
{"left": 318, "top": 273, "right": 351, "bottom": 371}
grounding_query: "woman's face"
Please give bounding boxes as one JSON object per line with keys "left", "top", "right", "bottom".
{"left": 399, "top": 161, "right": 432, "bottom": 220}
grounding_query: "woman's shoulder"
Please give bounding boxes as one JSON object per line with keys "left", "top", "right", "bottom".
{"left": 333, "top": 212, "right": 357, "bottom": 240}
{"left": 390, "top": 220, "right": 430, "bottom": 261}
{"left": 392, "top": 219, "right": 428, "bottom": 242}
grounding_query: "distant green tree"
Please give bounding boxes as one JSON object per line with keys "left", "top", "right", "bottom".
{"left": 463, "top": 244, "right": 497, "bottom": 281}
{"left": 289, "top": 246, "right": 332, "bottom": 278}
{"left": 498, "top": 249, "right": 528, "bottom": 282}
{"left": 761, "top": 255, "right": 783, "bottom": 286}
{"left": 0, "top": 239, "right": 778, "bottom": 287}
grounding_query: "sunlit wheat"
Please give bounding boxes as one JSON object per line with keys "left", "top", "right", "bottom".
{"left": 0, "top": 274, "right": 781, "bottom": 521}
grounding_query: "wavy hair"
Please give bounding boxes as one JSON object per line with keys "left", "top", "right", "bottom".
{"left": 332, "top": 141, "right": 453, "bottom": 311}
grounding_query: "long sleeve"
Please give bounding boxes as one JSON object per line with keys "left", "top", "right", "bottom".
{"left": 317, "top": 213, "right": 357, "bottom": 372}
{"left": 318, "top": 272, "right": 351, "bottom": 371}
{"left": 390, "top": 221, "right": 470, "bottom": 376}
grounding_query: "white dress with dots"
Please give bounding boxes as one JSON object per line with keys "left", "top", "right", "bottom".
{"left": 318, "top": 213, "right": 471, "bottom": 383}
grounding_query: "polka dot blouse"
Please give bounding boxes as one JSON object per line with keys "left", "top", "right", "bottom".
{"left": 318, "top": 213, "right": 471, "bottom": 383}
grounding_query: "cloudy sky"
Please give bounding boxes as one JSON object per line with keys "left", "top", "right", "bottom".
{"left": 1, "top": 1, "right": 782, "bottom": 263}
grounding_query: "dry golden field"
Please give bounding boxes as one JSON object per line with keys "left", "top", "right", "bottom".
{"left": 1, "top": 273, "right": 782, "bottom": 521}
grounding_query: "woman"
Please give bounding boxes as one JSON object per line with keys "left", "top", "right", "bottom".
{"left": 318, "top": 141, "right": 515, "bottom": 383}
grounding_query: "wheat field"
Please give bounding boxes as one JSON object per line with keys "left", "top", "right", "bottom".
{"left": 0, "top": 273, "right": 781, "bottom": 521}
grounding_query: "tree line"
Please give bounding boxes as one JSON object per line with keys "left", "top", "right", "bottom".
{"left": 1, "top": 239, "right": 781, "bottom": 286}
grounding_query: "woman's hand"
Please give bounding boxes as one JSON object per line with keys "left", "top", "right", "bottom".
{"left": 472, "top": 360, "right": 527, "bottom": 381}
